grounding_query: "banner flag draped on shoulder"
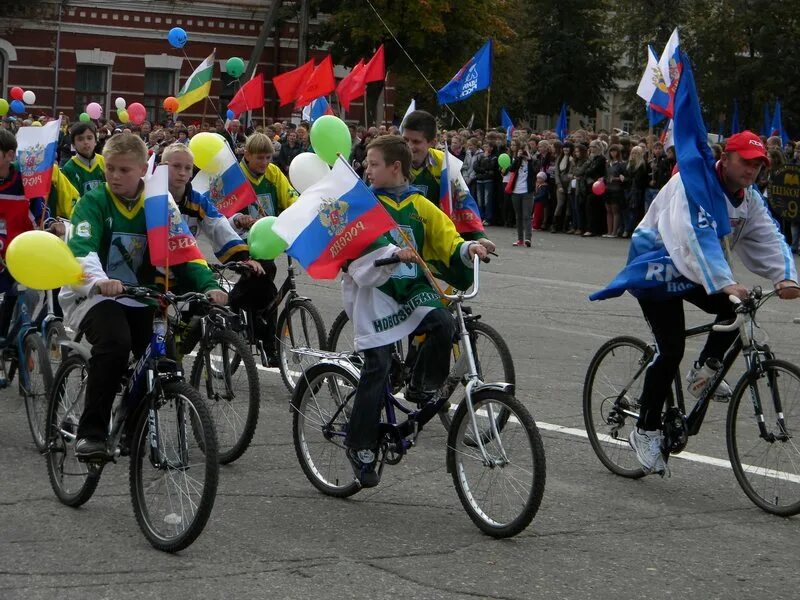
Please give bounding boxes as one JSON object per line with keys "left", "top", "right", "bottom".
{"left": 273, "top": 59, "right": 314, "bottom": 107}
{"left": 437, "top": 39, "right": 493, "bottom": 105}
{"left": 441, "top": 141, "right": 485, "bottom": 235}
{"left": 272, "top": 157, "right": 397, "bottom": 279}
{"left": 555, "top": 103, "right": 568, "bottom": 141}
{"left": 500, "top": 108, "right": 514, "bottom": 142}
{"left": 16, "top": 117, "right": 60, "bottom": 199}
{"left": 227, "top": 73, "right": 264, "bottom": 118}
{"left": 176, "top": 51, "right": 215, "bottom": 114}
{"left": 191, "top": 145, "right": 257, "bottom": 217}
{"left": 295, "top": 55, "right": 336, "bottom": 109}
{"left": 145, "top": 164, "right": 205, "bottom": 267}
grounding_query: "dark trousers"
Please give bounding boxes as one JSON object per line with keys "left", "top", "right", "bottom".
{"left": 78, "top": 301, "right": 155, "bottom": 441}
{"left": 229, "top": 259, "right": 279, "bottom": 354}
{"left": 636, "top": 287, "right": 738, "bottom": 431}
{"left": 346, "top": 308, "right": 455, "bottom": 450}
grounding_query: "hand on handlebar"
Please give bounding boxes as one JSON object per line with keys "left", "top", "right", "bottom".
{"left": 207, "top": 289, "right": 228, "bottom": 306}
{"left": 395, "top": 247, "right": 421, "bottom": 265}
{"left": 722, "top": 283, "right": 749, "bottom": 301}
{"left": 469, "top": 242, "right": 489, "bottom": 262}
{"left": 243, "top": 259, "right": 265, "bottom": 275}
{"left": 476, "top": 238, "right": 496, "bottom": 253}
{"left": 775, "top": 280, "right": 800, "bottom": 300}
{"left": 96, "top": 278, "right": 124, "bottom": 297}
{"left": 47, "top": 221, "right": 66, "bottom": 238}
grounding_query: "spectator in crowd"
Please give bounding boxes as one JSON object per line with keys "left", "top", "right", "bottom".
{"left": 624, "top": 145, "right": 648, "bottom": 238}
{"left": 474, "top": 141, "right": 497, "bottom": 226}
{"left": 461, "top": 137, "right": 479, "bottom": 199}
{"left": 581, "top": 140, "right": 608, "bottom": 237}
{"left": 276, "top": 129, "right": 304, "bottom": 176}
{"left": 570, "top": 143, "right": 589, "bottom": 235}
{"left": 510, "top": 142, "right": 536, "bottom": 246}
{"left": 603, "top": 144, "right": 626, "bottom": 238}
{"left": 645, "top": 141, "right": 671, "bottom": 211}
{"left": 552, "top": 141, "right": 574, "bottom": 233}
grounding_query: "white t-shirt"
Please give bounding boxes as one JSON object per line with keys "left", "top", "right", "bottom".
{"left": 513, "top": 161, "right": 529, "bottom": 194}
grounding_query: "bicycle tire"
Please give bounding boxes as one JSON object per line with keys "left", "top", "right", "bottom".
{"left": 277, "top": 299, "right": 327, "bottom": 393}
{"left": 446, "top": 388, "right": 545, "bottom": 538}
{"left": 23, "top": 333, "right": 54, "bottom": 451}
{"left": 190, "top": 328, "right": 260, "bottom": 464}
{"left": 45, "top": 354, "right": 100, "bottom": 507}
{"left": 292, "top": 362, "right": 361, "bottom": 498}
{"left": 727, "top": 358, "right": 800, "bottom": 516}
{"left": 129, "top": 380, "right": 219, "bottom": 552}
{"left": 44, "top": 320, "right": 68, "bottom": 375}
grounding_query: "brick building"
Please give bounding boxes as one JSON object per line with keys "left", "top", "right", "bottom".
{"left": 0, "top": 0, "right": 394, "bottom": 126}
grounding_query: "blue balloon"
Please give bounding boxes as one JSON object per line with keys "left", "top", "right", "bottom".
{"left": 10, "top": 100, "right": 25, "bottom": 115}
{"left": 226, "top": 109, "right": 235, "bottom": 120}
{"left": 168, "top": 27, "right": 187, "bottom": 49}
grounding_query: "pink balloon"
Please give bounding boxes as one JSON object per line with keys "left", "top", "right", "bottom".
{"left": 592, "top": 179, "right": 606, "bottom": 196}
{"left": 127, "top": 102, "right": 147, "bottom": 125}
{"left": 86, "top": 102, "right": 103, "bottom": 120}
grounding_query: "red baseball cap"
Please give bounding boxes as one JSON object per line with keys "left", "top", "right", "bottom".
{"left": 724, "top": 130, "right": 770, "bottom": 166}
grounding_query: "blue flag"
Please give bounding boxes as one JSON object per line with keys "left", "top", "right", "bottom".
{"left": 731, "top": 99, "right": 740, "bottom": 134}
{"left": 500, "top": 107, "right": 514, "bottom": 141}
{"left": 647, "top": 103, "right": 666, "bottom": 127}
{"left": 555, "top": 103, "right": 568, "bottom": 141}
{"left": 437, "top": 40, "right": 493, "bottom": 105}
{"left": 771, "top": 99, "right": 789, "bottom": 144}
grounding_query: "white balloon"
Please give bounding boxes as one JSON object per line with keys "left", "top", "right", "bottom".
{"left": 115, "top": 97, "right": 126, "bottom": 110}
{"left": 289, "top": 152, "right": 331, "bottom": 193}
{"left": 22, "top": 90, "right": 36, "bottom": 105}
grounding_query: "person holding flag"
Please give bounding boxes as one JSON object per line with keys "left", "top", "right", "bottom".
{"left": 59, "top": 133, "right": 226, "bottom": 459}
{"left": 341, "top": 135, "right": 488, "bottom": 486}
{"left": 590, "top": 54, "right": 799, "bottom": 477}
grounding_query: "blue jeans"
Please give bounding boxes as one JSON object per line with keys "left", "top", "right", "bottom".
{"left": 476, "top": 180, "right": 494, "bottom": 222}
{"left": 570, "top": 191, "right": 586, "bottom": 232}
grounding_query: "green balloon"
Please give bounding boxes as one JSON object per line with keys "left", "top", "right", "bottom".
{"left": 226, "top": 57, "right": 245, "bottom": 78}
{"left": 309, "top": 115, "right": 351, "bottom": 166}
{"left": 248, "top": 216, "right": 288, "bottom": 260}
{"left": 0, "top": 99, "right": 8, "bottom": 116}
{"left": 498, "top": 153, "right": 511, "bottom": 170}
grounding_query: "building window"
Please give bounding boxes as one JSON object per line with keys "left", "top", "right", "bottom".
{"left": 620, "top": 120, "right": 634, "bottom": 135}
{"left": 144, "top": 69, "right": 176, "bottom": 125}
{"left": 74, "top": 64, "right": 108, "bottom": 116}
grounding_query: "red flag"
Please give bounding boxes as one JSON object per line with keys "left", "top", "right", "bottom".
{"left": 273, "top": 60, "right": 314, "bottom": 107}
{"left": 336, "top": 60, "right": 366, "bottom": 111}
{"left": 295, "top": 55, "right": 336, "bottom": 108}
{"left": 227, "top": 73, "right": 265, "bottom": 118}
{"left": 363, "top": 45, "right": 385, "bottom": 83}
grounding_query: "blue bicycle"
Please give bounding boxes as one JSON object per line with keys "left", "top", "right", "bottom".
{"left": 44, "top": 286, "right": 219, "bottom": 552}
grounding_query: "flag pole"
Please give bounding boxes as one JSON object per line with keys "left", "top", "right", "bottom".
{"left": 485, "top": 87, "right": 491, "bottom": 131}
{"left": 382, "top": 70, "right": 389, "bottom": 126}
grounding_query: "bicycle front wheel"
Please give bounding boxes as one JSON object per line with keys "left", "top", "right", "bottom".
{"left": 23, "top": 333, "right": 53, "bottom": 451}
{"left": 447, "top": 389, "right": 545, "bottom": 538}
{"left": 45, "top": 354, "right": 99, "bottom": 506}
{"left": 129, "top": 380, "right": 219, "bottom": 553}
{"left": 277, "top": 299, "right": 327, "bottom": 393}
{"left": 190, "top": 329, "right": 260, "bottom": 464}
{"left": 292, "top": 362, "right": 360, "bottom": 498}
{"left": 727, "top": 358, "right": 800, "bottom": 516}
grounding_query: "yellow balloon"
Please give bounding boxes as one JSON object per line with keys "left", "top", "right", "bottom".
{"left": 6, "top": 231, "right": 83, "bottom": 290}
{"left": 188, "top": 131, "right": 225, "bottom": 171}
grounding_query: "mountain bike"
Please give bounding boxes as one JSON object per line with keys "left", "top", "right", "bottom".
{"left": 292, "top": 255, "right": 545, "bottom": 538}
{"left": 44, "top": 287, "right": 219, "bottom": 552}
{"left": 584, "top": 287, "right": 800, "bottom": 516}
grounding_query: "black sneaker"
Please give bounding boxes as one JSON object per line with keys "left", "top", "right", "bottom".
{"left": 74, "top": 437, "right": 108, "bottom": 460}
{"left": 266, "top": 353, "right": 281, "bottom": 368}
{"left": 346, "top": 447, "right": 380, "bottom": 488}
{"left": 405, "top": 387, "right": 437, "bottom": 407}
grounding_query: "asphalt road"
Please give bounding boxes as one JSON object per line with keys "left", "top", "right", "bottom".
{"left": 2, "top": 225, "right": 800, "bottom": 600}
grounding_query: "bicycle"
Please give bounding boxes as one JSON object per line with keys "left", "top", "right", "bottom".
{"left": 44, "top": 287, "right": 219, "bottom": 552}
{"left": 326, "top": 302, "right": 516, "bottom": 432}
{"left": 180, "top": 297, "right": 260, "bottom": 464}
{"left": 0, "top": 284, "right": 55, "bottom": 452}
{"left": 210, "top": 257, "right": 326, "bottom": 393}
{"left": 583, "top": 287, "right": 800, "bottom": 516}
{"left": 292, "top": 255, "right": 545, "bottom": 538}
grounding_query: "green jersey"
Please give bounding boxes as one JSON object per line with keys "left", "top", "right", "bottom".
{"left": 62, "top": 154, "right": 106, "bottom": 198}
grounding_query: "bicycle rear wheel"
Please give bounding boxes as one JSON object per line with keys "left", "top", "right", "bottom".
{"left": 23, "top": 333, "right": 53, "bottom": 451}
{"left": 129, "top": 380, "right": 219, "bottom": 552}
{"left": 583, "top": 336, "right": 654, "bottom": 479}
{"left": 277, "top": 299, "right": 327, "bottom": 393}
{"left": 292, "top": 362, "right": 360, "bottom": 498}
{"left": 727, "top": 359, "right": 800, "bottom": 516}
{"left": 190, "top": 329, "right": 260, "bottom": 464}
{"left": 447, "top": 389, "right": 545, "bottom": 538}
{"left": 45, "top": 354, "right": 99, "bottom": 506}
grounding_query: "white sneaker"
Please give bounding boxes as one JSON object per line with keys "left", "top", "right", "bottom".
{"left": 686, "top": 362, "right": 732, "bottom": 402}
{"left": 629, "top": 428, "right": 669, "bottom": 476}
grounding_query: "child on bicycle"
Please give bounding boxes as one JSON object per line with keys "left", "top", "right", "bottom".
{"left": 592, "top": 130, "right": 799, "bottom": 476}
{"left": 61, "top": 121, "right": 106, "bottom": 199}
{"left": 59, "top": 133, "right": 227, "bottom": 459}
{"left": 343, "top": 135, "right": 488, "bottom": 487}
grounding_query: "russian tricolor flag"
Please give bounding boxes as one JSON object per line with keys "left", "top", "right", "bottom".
{"left": 637, "top": 45, "right": 672, "bottom": 118}
{"left": 16, "top": 117, "right": 60, "bottom": 200}
{"left": 302, "top": 96, "right": 335, "bottom": 123}
{"left": 441, "top": 142, "right": 484, "bottom": 235}
{"left": 272, "top": 157, "right": 397, "bottom": 279}
{"left": 191, "top": 144, "right": 257, "bottom": 217}
{"left": 145, "top": 164, "right": 205, "bottom": 267}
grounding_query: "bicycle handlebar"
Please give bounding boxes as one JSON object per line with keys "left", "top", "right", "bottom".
{"left": 373, "top": 254, "right": 484, "bottom": 302}
{"left": 210, "top": 261, "right": 254, "bottom": 275}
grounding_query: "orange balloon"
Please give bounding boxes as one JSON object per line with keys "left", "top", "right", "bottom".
{"left": 163, "top": 96, "right": 180, "bottom": 113}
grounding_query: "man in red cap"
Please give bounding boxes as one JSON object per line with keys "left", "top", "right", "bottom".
{"left": 593, "top": 129, "right": 799, "bottom": 477}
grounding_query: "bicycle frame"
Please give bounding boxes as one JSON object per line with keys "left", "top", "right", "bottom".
{"left": 1, "top": 287, "right": 40, "bottom": 390}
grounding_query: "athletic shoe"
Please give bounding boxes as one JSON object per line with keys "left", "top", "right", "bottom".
{"left": 686, "top": 362, "right": 732, "bottom": 402}
{"left": 512, "top": 240, "right": 524, "bottom": 247}
{"left": 346, "top": 447, "right": 380, "bottom": 488}
{"left": 74, "top": 437, "right": 108, "bottom": 460}
{"left": 524, "top": 240, "right": 531, "bottom": 247}
{"left": 628, "top": 428, "right": 669, "bottom": 476}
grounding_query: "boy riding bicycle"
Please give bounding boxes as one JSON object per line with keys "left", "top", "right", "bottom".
{"left": 60, "top": 133, "right": 227, "bottom": 459}
{"left": 343, "top": 135, "right": 487, "bottom": 487}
